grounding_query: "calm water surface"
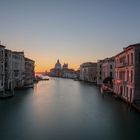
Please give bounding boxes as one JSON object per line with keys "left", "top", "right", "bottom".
{"left": 0, "top": 78, "right": 140, "bottom": 140}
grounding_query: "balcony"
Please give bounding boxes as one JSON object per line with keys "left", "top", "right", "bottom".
{"left": 116, "top": 62, "right": 127, "bottom": 68}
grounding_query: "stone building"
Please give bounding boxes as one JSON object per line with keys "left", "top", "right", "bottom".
{"left": 24, "top": 57, "right": 35, "bottom": 86}
{"left": 80, "top": 62, "right": 97, "bottom": 82}
{"left": 113, "top": 43, "right": 140, "bottom": 103}
{"left": 50, "top": 59, "right": 62, "bottom": 77}
{"left": 5, "top": 49, "right": 13, "bottom": 90}
{"left": 63, "top": 63, "right": 68, "bottom": 69}
{"left": 49, "top": 60, "right": 78, "bottom": 79}
{"left": 97, "top": 57, "right": 114, "bottom": 86}
{"left": 12, "top": 52, "right": 25, "bottom": 88}
{"left": 0, "top": 45, "right": 5, "bottom": 92}
{"left": 54, "top": 59, "right": 62, "bottom": 77}
{"left": 0, "top": 43, "right": 35, "bottom": 95}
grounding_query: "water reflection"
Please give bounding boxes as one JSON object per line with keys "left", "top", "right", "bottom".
{"left": 0, "top": 78, "right": 140, "bottom": 140}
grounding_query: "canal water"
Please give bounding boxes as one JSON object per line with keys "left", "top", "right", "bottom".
{"left": 0, "top": 78, "right": 140, "bottom": 140}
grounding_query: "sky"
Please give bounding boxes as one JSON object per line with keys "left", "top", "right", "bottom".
{"left": 0, "top": 0, "right": 140, "bottom": 72}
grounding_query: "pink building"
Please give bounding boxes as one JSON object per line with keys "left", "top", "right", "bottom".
{"left": 97, "top": 57, "right": 114, "bottom": 85}
{"left": 113, "top": 43, "right": 140, "bottom": 103}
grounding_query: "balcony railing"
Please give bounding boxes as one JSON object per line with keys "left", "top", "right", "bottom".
{"left": 116, "top": 62, "right": 127, "bottom": 68}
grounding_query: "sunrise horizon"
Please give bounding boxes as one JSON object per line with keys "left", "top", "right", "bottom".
{"left": 1, "top": 0, "right": 140, "bottom": 73}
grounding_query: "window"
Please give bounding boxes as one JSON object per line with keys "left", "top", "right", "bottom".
{"left": 110, "top": 72, "right": 112, "bottom": 78}
{"left": 139, "top": 52, "right": 140, "bottom": 63}
{"left": 115, "top": 60, "right": 117, "bottom": 66}
{"left": 110, "top": 65, "right": 112, "bottom": 69}
{"left": 131, "top": 70, "right": 133, "bottom": 82}
{"left": 115, "top": 72, "right": 117, "bottom": 79}
{"left": 127, "top": 54, "right": 129, "bottom": 65}
{"left": 131, "top": 53, "right": 133, "bottom": 65}
{"left": 127, "top": 71, "right": 129, "bottom": 81}
{"left": 126, "top": 87, "right": 128, "bottom": 97}
{"left": 1, "top": 65, "right": 3, "bottom": 71}
{"left": 124, "top": 87, "right": 126, "bottom": 96}
{"left": 119, "top": 71, "right": 125, "bottom": 80}
{"left": 130, "top": 88, "right": 133, "bottom": 102}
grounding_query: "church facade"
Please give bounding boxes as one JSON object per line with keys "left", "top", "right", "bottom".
{"left": 49, "top": 59, "right": 78, "bottom": 79}
{"left": 50, "top": 59, "right": 62, "bottom": 77}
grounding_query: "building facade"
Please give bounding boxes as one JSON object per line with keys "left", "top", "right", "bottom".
{"left": 50, "top": 59, "right": 62, "bottom": 77}
{"left": 12, "top": 52, "right": 25, "bottom": 88}
{"left": 97, "top": 57, "right": 114, "bottom": 85}
{"left": 49, "top": 60, "right": 78, "bottom": 79}
{"left": 0, "top": 45, "right": 5, "bottom": 92}
{"left": 113, "top": 43, "right": 140, "bottom": 103}
{"left": 80, "top": 62, "right": 97, "bottom": 82}
{"left": 5, "top": 49, "right": 13, "bottom": 90}
{"left": 62, "top": 69, "right": 77, "bottom": 79}
{"left": 0, "top": 43, "right": 35, "bottom": 95}
{"left": 24, "top": 58, "right": 35, "bottom": 86}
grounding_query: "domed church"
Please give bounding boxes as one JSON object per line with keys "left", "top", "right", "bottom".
{"left": 55, "top": 59, "right": 62, "bottom": 70}
{"left": 52, "top": 59, "right": 62, "bottom": 77}
{"left": 50, "top": 59, "right": 77, "bottom": 79}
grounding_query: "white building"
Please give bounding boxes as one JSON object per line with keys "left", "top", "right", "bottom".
{"left": 62, "top": 68, "right": 77, "bottom": 79}
{"left": 0, "top": 43, "right": 35, "bottom": 94}
{"left": 80, "top": 62, "right": 97, "bottom": 82}
{"left": 12, "top": 52, "right": 25, "bottom": 88}
{"left": 5, "top": 49, "right": 13, "bottom": 90}
{"left": 0, "top": 45, "right": 5, "bottom": 92}
{"left": 24, "top": 57, "right": 35, "bottom": 86}
{"left": 55, "top": 59, "right": 61, "bottom": 70}
{"left": 113, "top": 43, "right": 140, "bottom": 103}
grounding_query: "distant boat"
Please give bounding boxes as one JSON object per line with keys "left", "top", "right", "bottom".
{"left": 24, "top": 84, "right": 34, "bottom": 88}
{"left": 35, "top": 74, "right": 50, "bottom": 81}
{"left": 41, "top": 76, "right": 50, "bottom": 80}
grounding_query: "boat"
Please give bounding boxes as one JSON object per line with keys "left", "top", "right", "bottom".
{"left": 40, "top": 76, "right": 50, "bottom": 81}
{"left": 24, "top": 84, "right": 34, "bottom": 88}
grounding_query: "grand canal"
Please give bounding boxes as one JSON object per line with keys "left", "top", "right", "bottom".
{"left": 0, "top": 78, "right": 140, "bottom": 140}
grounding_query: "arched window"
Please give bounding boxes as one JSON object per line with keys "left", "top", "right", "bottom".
{"left": 131, "top": 53, "right": 133, "bottom": 65}
{"left": 131, "top": 70, "right": 133, "bottom": 82}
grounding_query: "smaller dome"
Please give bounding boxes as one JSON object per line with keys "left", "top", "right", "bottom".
{"left": 63, "top": 63, "right": 68, "bottom": 69}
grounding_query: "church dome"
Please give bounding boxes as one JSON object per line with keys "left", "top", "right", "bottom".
{"left": 63, "top": 63, "right": 68, "bottom": 69}
{"left": 55, "top": 59, "right": 61, "bottom": 69}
